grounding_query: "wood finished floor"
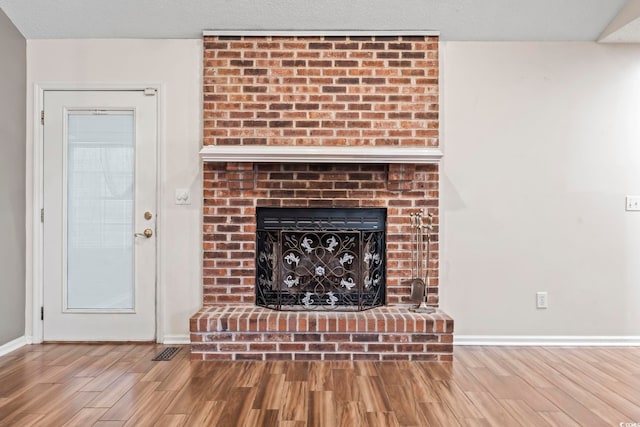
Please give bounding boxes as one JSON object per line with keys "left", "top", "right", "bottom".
{"left": 1, "top": 344, "right": 639, "bottom": 426}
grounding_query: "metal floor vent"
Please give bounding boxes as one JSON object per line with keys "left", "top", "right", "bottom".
{"left": 152, "top": 347, "right": 180, "bottom": 361}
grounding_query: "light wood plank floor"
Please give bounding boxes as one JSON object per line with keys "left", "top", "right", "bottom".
{"left": 1, "top": 344, "right": 639, "bottom": 426}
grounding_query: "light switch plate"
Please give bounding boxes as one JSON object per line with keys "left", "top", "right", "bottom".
{"left": 626, "top": 195, "right": 640, "bottom": 211}
{"left": 175, "top": 188, "right": 191, "bottom": 205}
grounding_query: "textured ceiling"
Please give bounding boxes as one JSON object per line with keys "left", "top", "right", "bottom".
{"left": 0, "top": 0, "right": 631, "bottom": 41}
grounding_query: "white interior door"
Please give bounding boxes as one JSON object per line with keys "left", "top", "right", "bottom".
{"left": 43, "top": 90, "right": 157, "bottom": 341}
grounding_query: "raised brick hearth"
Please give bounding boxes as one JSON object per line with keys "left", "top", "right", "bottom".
{"left": 190, "top": 34, "right": 453, "bottom": 361}
{"left": 191, "top": 306, "right": 453, "bottom": 361}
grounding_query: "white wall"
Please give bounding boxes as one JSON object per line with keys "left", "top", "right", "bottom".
{"left": 24, "top": 39, "right": 640, "bottom": 341}
{"left": 26, "top": 39, "right": 202, "bottom": 342}
{"left": 441, "top": 42, "right": 640, "bottom": 336}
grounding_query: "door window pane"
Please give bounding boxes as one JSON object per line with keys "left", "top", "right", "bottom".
{"left": 66, "top": 112, "right": 135, "bottom": 310}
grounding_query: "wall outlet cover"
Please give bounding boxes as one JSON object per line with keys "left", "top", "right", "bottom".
{"left": 536, "top": 291, "right": 548, "bottom": 309}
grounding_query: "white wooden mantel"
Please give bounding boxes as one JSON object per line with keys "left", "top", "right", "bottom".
{"left": 199, "top": 145, "right": 443, "bottom": 164}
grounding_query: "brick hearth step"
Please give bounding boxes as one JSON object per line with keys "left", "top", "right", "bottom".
{"left": 190, "top": 306, "right": 453, "bottom": 361}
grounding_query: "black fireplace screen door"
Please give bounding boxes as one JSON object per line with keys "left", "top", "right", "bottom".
{"left": 256, "top": 208, "right": 386, "bottom": 311}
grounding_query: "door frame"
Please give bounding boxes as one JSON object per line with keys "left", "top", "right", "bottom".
{"left": 31, "top": 82, "right": 165, "bottom": 343}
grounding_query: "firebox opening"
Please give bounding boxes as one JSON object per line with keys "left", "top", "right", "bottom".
{"left": 256, "top": 207, "right": 386, "bottom": 311}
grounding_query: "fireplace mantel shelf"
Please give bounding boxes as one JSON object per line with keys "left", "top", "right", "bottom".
{"left": 199, "top": 145, "right": 443, "bottom": 164}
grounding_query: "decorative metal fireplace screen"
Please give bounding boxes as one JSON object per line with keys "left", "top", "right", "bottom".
{"left": 256, "top": 208, "right": 386, "bottom": 311}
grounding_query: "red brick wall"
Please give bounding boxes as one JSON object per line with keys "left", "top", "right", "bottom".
{"left": 202, "top": 35, "right": 440, "bottom": 308}
{"left": 203, "top": 35, "right": 439, "bottom": 147}
{"left": 203, "top": 162, "right": 439, "bottom": 306}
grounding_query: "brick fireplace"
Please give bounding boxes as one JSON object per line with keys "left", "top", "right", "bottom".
{"left": 190, "top": 34, "right": 453, "bottom": 361}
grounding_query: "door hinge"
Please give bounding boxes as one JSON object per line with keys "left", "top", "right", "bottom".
{"left": 143, "top": 88, "right": 157, "bottom": 96}
{"left": 40, "top": 208, "right": 44, "bottom": 223}
{"left": 41, "top": 306, "right": 44, "bottom": 321}
{"left": 41, "top": 110, "right": 44, "bottom": 125}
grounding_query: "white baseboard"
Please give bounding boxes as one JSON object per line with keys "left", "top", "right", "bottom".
{"left": 162, "top": 334, "right": 190, "bottom": 345}
{"left": 0, "top": 336, "right": 28, "bottom": 357}
{"left": 454, "top": 335, "right": 640, "bottom": 347}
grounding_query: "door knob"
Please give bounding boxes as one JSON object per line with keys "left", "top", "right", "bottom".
{"left": 135, "top": 228, "right": 153, "bottom": 238}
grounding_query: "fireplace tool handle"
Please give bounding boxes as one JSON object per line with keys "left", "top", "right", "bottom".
{"left": 412, "top": 214, "right": 422, "bottom": 279}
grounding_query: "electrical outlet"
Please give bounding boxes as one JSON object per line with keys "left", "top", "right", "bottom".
{"left": 626, "top": 196, "right": 640, "bottom": 211}
{"left": 536, "top": 292, "right": 548, "bottom": 309}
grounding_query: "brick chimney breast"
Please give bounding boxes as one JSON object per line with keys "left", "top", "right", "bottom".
{"left": 193, "top": 34, "right": 452, "bottom": 362}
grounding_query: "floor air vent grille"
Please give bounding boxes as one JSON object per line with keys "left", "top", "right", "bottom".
{"left": 152, "top": 347, "right": 180, "bottom": 361}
